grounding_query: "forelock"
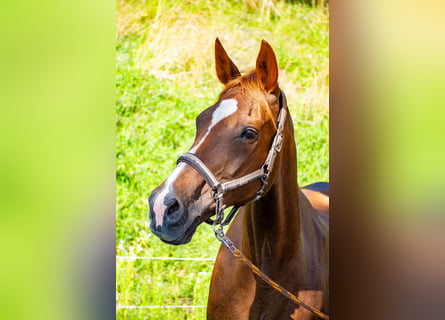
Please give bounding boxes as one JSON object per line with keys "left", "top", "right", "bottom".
{"left": 219, "top": 71, "right": 279, "bottom": 128}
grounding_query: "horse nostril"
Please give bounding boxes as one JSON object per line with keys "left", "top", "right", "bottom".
{"left": 166, "top": 198, "right": 180, "bottom": 217}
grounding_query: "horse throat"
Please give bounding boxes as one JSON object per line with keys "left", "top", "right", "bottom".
{"left": 241, "top": 123, "right": 301, "bottom": 272}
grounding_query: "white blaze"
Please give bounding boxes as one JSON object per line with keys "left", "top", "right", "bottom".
{"left": 153, "top": 163, "right": 186, "bottom": 226}
{"left": 153, "top": 98, "right": 238, "bottom": 226}
{"left": 190, "top": 98, "right": 238, "bottom": 153}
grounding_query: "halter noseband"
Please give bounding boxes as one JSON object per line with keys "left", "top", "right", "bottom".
{"left": 177, "top": 90, "right": 288, "bottom": 229}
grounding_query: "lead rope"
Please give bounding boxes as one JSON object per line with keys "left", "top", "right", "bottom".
{"left": 213, "top": 227, "right": 330, "bottom": 320}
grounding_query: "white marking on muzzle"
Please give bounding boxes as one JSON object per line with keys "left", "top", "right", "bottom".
{"left": 190, "top": 98, "right": 238, "bottom": 153}
{"left": 153, "top": 163, "right": 186, "bottom": 227}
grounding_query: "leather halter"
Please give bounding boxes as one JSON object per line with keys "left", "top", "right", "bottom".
{"left": 177, "top": 90, "right": 288, "bottom": 227}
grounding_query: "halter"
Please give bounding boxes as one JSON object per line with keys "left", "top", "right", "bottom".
{"left": 177, "top": 90, "right": 288, "bottom": 232}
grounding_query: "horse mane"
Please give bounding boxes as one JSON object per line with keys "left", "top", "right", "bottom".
{"left": 219, "top": 70, "right": 279, "bottom": 129}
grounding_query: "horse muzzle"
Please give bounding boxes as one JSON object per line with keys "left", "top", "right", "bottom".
{"left": 148, "top": 188, "right": 207, "bottom": 245}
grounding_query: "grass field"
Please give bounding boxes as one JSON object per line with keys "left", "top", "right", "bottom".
{"left": 116, "top": 0, "right": 329, "bottom": 318}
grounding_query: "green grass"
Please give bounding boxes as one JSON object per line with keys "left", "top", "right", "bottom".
{"left": 116, "top": 0, "right": 328, "bottom": 319}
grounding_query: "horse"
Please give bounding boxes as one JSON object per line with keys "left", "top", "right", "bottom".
{"left": 148, "top": 38, "right": 329, "bottom": 319}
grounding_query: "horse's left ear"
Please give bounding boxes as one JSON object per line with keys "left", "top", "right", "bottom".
{"left": 256, "top": 40, "right": 278, "bottom": 93}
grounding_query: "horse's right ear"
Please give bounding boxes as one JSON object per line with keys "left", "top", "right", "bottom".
{"left": 215, "top": 38, "right": 241, "bottom": 84}
{"left": 256, "top": 40, "right": 278, "bottom": 93}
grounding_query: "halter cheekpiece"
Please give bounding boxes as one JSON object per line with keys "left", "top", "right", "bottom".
{"left": 176, "top": 89, "right": 288, "bottom": 234}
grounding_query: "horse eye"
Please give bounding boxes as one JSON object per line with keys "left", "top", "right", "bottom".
{"left": 241, "top": 127, "right": 258, "bottom": 140}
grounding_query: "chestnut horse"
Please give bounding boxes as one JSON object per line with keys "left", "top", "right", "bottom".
{"left": 148, "top": 38, "right": 329, "bottom": 319}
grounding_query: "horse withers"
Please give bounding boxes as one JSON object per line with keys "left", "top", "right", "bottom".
{"left": 148, "top": 38, "right": 329, "bottom": 319}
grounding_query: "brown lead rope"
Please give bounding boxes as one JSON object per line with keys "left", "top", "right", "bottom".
{"left": 218, "top": 234, "right": 330, "bottom": 320}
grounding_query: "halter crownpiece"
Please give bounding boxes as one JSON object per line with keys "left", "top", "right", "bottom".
{"left": 177, "top": 89, "right": 288, "bottom": 230}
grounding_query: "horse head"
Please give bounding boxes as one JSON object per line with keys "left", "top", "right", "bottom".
{"left": 148, "top": 38, "right": 286, "bottom": 245}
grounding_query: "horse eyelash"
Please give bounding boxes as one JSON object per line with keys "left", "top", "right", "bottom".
{"left": 240, "top": 127, "right": 258, "bottom": 140}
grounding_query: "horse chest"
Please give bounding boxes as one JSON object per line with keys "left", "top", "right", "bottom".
{"left": 249, "top": 287, "right": 323, "bottom": 320}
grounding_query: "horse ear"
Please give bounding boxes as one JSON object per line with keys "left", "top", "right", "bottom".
{"left": 255, "top": 40, "right": 278, "bottom": 93}
{"left": 215, "top": 38, "right": 241, "bottom": 84}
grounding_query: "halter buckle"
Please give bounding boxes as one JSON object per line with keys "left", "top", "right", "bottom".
{"left": 274, "top": 133, "right": 283, "bottom": 152}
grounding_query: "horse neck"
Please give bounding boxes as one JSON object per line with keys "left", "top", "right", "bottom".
{"left": 242, "top": 119, "right": 302, "bottom": 269}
